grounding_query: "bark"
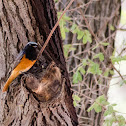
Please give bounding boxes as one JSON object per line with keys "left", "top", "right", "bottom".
{"left": 0, "top": 0, "right": 78, "bottom": 126}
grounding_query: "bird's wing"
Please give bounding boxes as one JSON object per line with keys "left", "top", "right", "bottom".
{"left": 13, "top": 50, "right": 25, "bottom": 69}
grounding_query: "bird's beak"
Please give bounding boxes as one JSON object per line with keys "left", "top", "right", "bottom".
{"left": 33, "top": 45, "right": 38, "bottom": 48}
{"left": 33, "top": 43, "right": 38, "bottom": 48}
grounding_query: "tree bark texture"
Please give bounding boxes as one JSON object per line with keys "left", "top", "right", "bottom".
{"left": 58, "top": 0, "right": 121, "bottom": 126}
{"left": 0, "top": 0, "right": 78, "bottom": 126}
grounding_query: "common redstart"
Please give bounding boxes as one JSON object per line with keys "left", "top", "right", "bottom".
{"left": 2, "top": 42, "right": 38, "bottom": 92}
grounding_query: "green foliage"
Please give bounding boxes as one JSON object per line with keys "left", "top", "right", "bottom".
{"left": 78, "top": 66, "right": 86, "bottom": 75}
{"left": 104, "top": 69, "right": 114, "bottom": 77}
{"left": 109, "top": 25, "right": 115, "bottom": 31}
{"left": 57, "top": 8, "right": 126, "bottom": 126}
{"left": 54, "top": 0, "right": 58, "bottom": 2}
{"left": 83, "top": 30, "right": 92, "bottom": 44}
{"left": 71, "top": 23, "right": 92, "bottom": 44}
{"left": 109, "top": 70, "right": 114, "bottom": 75}
{"left": 73, "top": 95, "right": 81, "bottom": 107}
{"left": 104, "top": 106, "right": 116, "bottom": 116}
{"left": 93, "top": 53, "right": 104, "bottom": 62}
{"left": 87, "top": 95, "right": 109, "bottom": 113}
{"left": 103, "top": 115, "right": 126, "bottom": 126}
{"left": 111, "top": 55, "right": 126, "bottom": 64}
{"left": 77, "top": 30, "right": 84, "bottom": 40}
{"left": 63, "top": 44, "right": 76, "bottom": 58}
{"left": 58, "top": 12, "right": 92, "bottom": 42}
{"left": 88, "top": 95, "right": 126, "bottom": 126}
{"left": 58, "top": 12, "right": 70, "bottom": 39}
{"left": 117, "top": 115, "right": 125, "bottom": 126}
{"left": 100, "top": 42, "right": 110, "bottom": 46}
{"left": 82, "top": 59, "right": 87, "bottom": 66}
{"left": 72, "top": 57, "right": 110, "bottom": 84}
{"left": 103, "top": 117, "right": 116, "bottom": 126}
{"left": 104, "top": 69, "right": 110, "bottom": 77}
{"left": 73, "top": 71, "right": 82, "bottom": 84}
{"left": 87, "top": 59, "right": 102, "bottom": 75}
{"left": 72, "top": 61, "right": 87, "bottom": 84}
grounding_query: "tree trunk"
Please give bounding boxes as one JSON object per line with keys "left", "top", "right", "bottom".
{"left": 0, "top": 0, "right": 78, "bottom": 126}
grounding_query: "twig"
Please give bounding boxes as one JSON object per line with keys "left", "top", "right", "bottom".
{"left": 79, "top": 9, "right": 125, "bottom": 81}
{"left": 37, "top": 0, "right": 75, "bottom": 60}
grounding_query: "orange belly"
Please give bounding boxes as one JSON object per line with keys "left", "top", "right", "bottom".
{"left": 14, "top": 55, "right": 36, "bottom": 73}
{"left": 2, "top": 55, "right": 36, "bottom": 92}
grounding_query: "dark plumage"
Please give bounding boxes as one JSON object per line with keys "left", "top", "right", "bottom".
{"left": 23, "top": 42, "right": 38, "bottom": 60}
{"left": 2, "top": 42, "right": 38, "bottom": 92}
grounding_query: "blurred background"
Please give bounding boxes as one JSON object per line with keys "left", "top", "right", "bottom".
{"left": 55, "top": 0, "right": 126, "bottom": 125}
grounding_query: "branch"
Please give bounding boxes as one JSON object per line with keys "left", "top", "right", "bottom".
{"left": 37, "top": 0, "right": 75, "bottom": 60}
{"left": 79, "top": 9, "right": 125, "bottom": 81}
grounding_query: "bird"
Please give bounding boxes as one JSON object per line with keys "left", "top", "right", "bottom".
{"left": 2, "top": 42, "right": 38, "bottom": 92}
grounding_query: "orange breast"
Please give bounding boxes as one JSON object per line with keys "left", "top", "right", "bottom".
{"left": 14, "top": 54, "right": 36, "bottom": 73}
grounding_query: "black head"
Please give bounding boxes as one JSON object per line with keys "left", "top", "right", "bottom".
{"left": 24, "top": 42, "right": 38, "bottom": 60}
{"left": 25, "top": 42, "right": 38, "bottom": 48}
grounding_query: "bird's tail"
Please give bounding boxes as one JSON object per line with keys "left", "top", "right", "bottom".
{"left": 2, "top": 71, "right": 19, "bottom": 92}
